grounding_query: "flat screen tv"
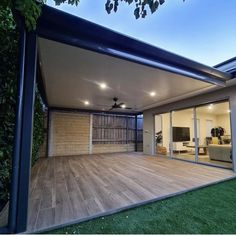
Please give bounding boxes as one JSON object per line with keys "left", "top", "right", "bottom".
{"left": 173, "top": 127, "right": 190, "bottom": 142}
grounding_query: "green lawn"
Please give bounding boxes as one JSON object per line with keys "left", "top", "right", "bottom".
{"left": 47, "top": 179, "right": 236, "bottom": 234}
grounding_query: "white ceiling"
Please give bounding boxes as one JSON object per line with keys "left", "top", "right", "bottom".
{"left": 38, "top": 37, "right": 215, "bottom": 112}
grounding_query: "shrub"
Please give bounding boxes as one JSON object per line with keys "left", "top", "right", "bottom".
{"left": 0, "top": 6, "right": 44, "bottom": 206}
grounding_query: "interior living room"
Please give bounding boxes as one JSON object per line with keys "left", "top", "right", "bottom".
{"left": 155, "top": 101, "right": 232, "bottom": 169}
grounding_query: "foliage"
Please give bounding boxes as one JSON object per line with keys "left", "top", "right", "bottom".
{"left": 155, "top": 131, "right": 162, "bottom": 144}
{"left": 0, "top": 0, "right": 184, "bottom": 30}
{"left": 0, "top": 6, "right": 18, "bottom": 202}
{"left": 0, "top": 6, "right": 44, "bottom": 204}
{"left": 32, "top": 91, "right": 45, "bottom": 166}
{"left": 1, "top": 0, "right": 44, "bottom": 30}
{"left": 106, "top": 0, "right": 165, "bottom": 19}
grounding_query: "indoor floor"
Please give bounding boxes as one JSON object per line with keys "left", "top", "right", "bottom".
{"left": 172, "top": 152, "right": 232, "bottom": 168}
{"left": 27, "top": 152, "right": 235, "bottom": 233}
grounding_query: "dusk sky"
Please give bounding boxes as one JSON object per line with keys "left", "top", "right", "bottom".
{"left": 47, "top": 0, "right": 236, "bottom": 66}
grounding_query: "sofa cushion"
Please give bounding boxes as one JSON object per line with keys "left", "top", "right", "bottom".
{"left": 208, "top": 144, "right": 232, "bottom": 162}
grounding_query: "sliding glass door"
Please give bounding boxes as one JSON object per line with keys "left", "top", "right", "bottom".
{"left": 155, "top": 113, "right": 171, "bottom": 157}
{"left": 154, "top": 100, "right": 232, "bottom": 169}
{"left": 172, "top": 108, "right": 197, "bottom": 162}
{"left": 196, "top": 101, "right": 232, "bottom": 168}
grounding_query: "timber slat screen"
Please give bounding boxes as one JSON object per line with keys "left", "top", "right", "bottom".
{"left": 92, "top": 114, "right": 143, "bottom": 147}
{"left": 137, "top": 115, "right": 143, "bottom": 151}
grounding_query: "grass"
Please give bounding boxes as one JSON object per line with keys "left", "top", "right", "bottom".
{"left": 47, "top": 179, "right": 236, "bottom": 234}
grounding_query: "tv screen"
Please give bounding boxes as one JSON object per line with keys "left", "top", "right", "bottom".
{"left": 173, "top": 127, "right": 190, "bottom": 142}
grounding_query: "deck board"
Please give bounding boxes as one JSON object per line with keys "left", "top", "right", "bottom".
{"left": 27, "top": 152, "right": 236, "bottom": 233}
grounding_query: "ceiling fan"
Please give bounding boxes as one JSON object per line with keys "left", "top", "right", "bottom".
{"left": 109, "top": 97, "right": 132, "bottom": 111}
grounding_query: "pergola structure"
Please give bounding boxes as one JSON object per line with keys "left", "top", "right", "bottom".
{"left": 2, "top": 5, "right": 235, "bottom": 234}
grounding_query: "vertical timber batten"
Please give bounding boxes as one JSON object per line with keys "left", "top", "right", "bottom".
{"left": 135, "top": 115, "right": 138, "bottom": 152}
{"left": 15, "top": 31, "right": 37, "bottom": 233}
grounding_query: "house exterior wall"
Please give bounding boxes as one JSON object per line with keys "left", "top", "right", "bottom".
{"left": 48, "top": 111, "right": 135, "bottom": 157}
{"left": 143, "top": 85, "right": 236, "bottom": 171}
{"left": 92, "top": 143, "right": 135, "bottom": 153}
{"left": 49, "top": 112, "right": 90, "bottom": 156}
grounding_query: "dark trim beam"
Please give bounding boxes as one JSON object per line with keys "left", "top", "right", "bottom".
{"left": 46, "top": 108, "right": 50, "bottom": 158}
{"left": 36, "top": 5, "right": 231, "bottom": 86}
{"left": 50, "top": 106, "right": 141, "bottom": 116}
{"left": 0, "top": 227, "right": 9, "bottom": 234}
{"left": 8, "top": 18, "right": 26, "bottom": 233}
{"left": 15, "top": 31, "right": 37, "bottom": 233}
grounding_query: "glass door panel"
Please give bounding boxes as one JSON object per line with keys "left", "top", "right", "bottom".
{"left": 172, "top": 108, "right": 196, "bottom": 161}
{"left": 196, "top": 101, "right": 232, "bottom": 169}
{"left": 155, "top": 113, "right": 171, "bottom": 157}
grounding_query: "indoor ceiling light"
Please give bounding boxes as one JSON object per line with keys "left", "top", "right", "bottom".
{"left": 100, "top": 83, "right": 107, "bottom": 89}
{"left": 150, "top": 91, "right": 156, "bottom": 97}
{"left": 121, "top": 104, "right": 126, "bottom": 108}
{"left": 228, "top": 109, "right": 231, "bottom": 113}
{"left": 84, "top": 100, "right": 90, "bottom": 105}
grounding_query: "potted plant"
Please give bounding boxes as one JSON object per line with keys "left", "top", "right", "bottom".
{"left": 156, "top": 131, "right": 167, "bottom": 155}
{"left": 156, "top": 131, "right": 163, "bottom": 145}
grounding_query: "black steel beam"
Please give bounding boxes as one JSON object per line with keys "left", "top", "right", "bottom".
{"left": 15, "top": 31, "right": 37, "bottom": 233}
{"left": 46, "top": 108, "right": 50, "bottom": 158}
{"left": 50, "top": 106, "right": 140, "bottom": 116}
{"left": 36, "top": 5, "right": 231, "bottom": 86}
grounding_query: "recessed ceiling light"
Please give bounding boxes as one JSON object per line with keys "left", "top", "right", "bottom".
{"left": 208, "top": 104, "right": 213, "bottom": 110}
{"left": 121, "top": 104, "right": 126, "bottom": 109}
{"left": 150, "top": 91, "right": 156, "bottom": 97}
{"left": 100, "top": 83, "right": 107, "bottom": 89}
{"left": 84, "top": 100, "right": 90, "bottom": 105}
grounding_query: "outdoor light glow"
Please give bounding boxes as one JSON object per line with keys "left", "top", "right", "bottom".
{"left": 100, "top": 83, "right": 107, "bottom": 89}
{"left": 121, "top": 104, "right": 126, "bottom": 108}
{"left": 150, "top": 91, "right": 156, "bottom": 97}
{"left": 84, "top": 100, "right": 90, "bottom": 105}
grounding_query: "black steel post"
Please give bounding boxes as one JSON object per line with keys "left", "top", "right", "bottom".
{"left": 135, "top": 115, "right": 138, "bottom": 152}
{"left": 15, "top": 31, "right": 37, "bottom": 233}
{"left": 46, "top": 108, "right": 50, "bottom": 158}
{"left": 8, "top": 20, "right": 26, "bottom": 233}
{"left": 126, "top": 117, "right": 128, "bottom": 144}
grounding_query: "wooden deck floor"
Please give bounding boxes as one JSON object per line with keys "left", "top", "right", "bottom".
{"left": 27, "top": 152, "right": 236, "bottom": 233}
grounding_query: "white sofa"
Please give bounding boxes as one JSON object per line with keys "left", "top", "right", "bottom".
{"left": 208, "top": 144, "right": 232, "bottom": 162}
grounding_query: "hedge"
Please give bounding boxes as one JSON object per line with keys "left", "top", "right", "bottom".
{"left": 0, "top": 6, "right": 44, "bottom": 207}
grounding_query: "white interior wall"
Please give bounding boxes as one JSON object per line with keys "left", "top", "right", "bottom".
{"left": 216, "top": 114, "right": 231, "bottom": 135}
{"left": 196, "top": 112, "right": 217, "bottom": 144}
{"left": 155, "top": 115, "right": 162, "bottom": 133}
{"left": 155, "top": 113, "right": 170, "bottom": 152}
{"left": 143, "top": 113, "right": 155, "bottom": 155}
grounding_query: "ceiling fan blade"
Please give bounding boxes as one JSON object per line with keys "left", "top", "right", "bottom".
{"left": 96, "top": 104, "right": 111, "bottom": 107}
{"left": 109, "top": 107, "right": 114, "bottom": 111}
